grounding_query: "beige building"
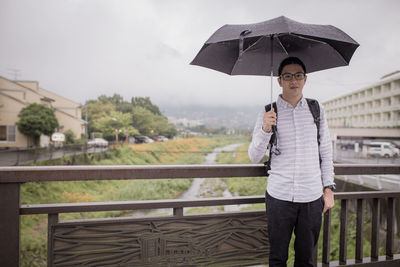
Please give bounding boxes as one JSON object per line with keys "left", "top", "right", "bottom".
{"left": 0, "top": 76, "right": 86, "bottom": 147}
{"left": 323, "top": 71, "right": 400, "bottom": 129}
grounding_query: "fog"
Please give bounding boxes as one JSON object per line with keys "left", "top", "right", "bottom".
{"left": 1, "top": 0, "right": 399, "bottom": 108}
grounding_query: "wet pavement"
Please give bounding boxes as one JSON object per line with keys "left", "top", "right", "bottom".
{"left": 334, "top": 147, "right": 400, "bottom": 164}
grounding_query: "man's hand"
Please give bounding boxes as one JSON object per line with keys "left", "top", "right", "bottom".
{"left": 262, "top": 107, "right": 277, "bottom": 132}
{"left": 323, "top": 188, "right": 335, "bottom": 213}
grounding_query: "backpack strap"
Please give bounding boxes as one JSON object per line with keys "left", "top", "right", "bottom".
{"left": 305, "top": 98, "right": 321, "bottom": 146}
{"left": 305, "top": 98, "right": 321, "bottom": 165}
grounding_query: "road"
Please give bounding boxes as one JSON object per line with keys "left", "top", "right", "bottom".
{"left": 334, "top": 147, "right": 400, "bottom": 190}
{"left": 334, "top": 147, "right": 400, "bottom": 164}
{"left": 0, "top": 146, "right": 108, "bottom": 166}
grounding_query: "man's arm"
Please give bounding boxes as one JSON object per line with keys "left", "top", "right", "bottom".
{"left": 319, "top": 104, "right": 335, "bottom": 213}
{"left": 248, "top": 109, "right": 274, "bottom": 163}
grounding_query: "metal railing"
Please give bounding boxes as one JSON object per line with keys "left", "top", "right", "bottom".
{"left": 0, "top": 143, "right": 108, "bottom": 166}
{"left": 1, "top": 164, "right": 400, "bottom": 266}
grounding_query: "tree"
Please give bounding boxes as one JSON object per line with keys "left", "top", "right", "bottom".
{"left": 131, "top": 97, "right": 161, "bottom": 115}
{"left": 152, "top": 115, "right": 177, "bottom": 137}
{"left": 92, "top": 111, "right": 139, "bottom": 139}
{"left": 86, "top": 94, "right": 177, "bottom": 138}
{"left": 17, "top": 103, "right": 59, "bottom": 146}
{"left": 85, "top": 101, "right": 115, "bottom": 134}
{"left": 64, "top": 129, "right": 75, "bottom": 144}
{"left": 131, "top": 107, "right": 155, "bottom": 136}
{"left": 97, "top": 94, "right": 124, "bottom": 106}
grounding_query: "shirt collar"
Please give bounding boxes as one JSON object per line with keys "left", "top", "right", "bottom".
{"left": 277, "top": 95, "right": 307, "bottom": 109}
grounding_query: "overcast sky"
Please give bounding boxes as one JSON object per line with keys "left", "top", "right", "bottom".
{"left": 1, "top": 0, "right": 399, "bottom": 108}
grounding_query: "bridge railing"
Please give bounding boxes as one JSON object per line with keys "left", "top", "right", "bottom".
{"left": 1, "top": 164, "right": 400, "bottom": 266}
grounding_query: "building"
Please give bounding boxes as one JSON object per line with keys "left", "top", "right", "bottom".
{"left": 0, "top": 76, "right": 86, "bottom": 148}
{"left": 323, "top": 71, "right": 400, "bottom": 129}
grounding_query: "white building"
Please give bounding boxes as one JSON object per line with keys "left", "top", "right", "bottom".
{"left": 323, "top": 71, "right": 400, "bottom": 128}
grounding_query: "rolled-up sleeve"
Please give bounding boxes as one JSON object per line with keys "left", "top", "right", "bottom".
{"left": 319, "top": 105, "right": 335, "bottom": 187}
{"left": 248, "top": 109, "right": 273, "bottom": 163}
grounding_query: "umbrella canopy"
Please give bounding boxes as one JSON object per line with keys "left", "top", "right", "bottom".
{"left": 191, "top": 16, "right": 359, "bottom": 76}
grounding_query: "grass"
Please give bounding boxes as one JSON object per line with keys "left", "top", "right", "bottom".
{"left": 216, "top": 141, "right": 268, "bottom": 198}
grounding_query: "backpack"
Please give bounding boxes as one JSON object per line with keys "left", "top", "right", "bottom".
{"left": 263, "top": 98, "right": 321, "bottom": 176}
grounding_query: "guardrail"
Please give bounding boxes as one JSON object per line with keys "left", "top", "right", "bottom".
{"left": 0, "top": 143, "right": 108, "bottom": 166}
{"left": 1, "top": 164, "right": 400, "bottom": 266}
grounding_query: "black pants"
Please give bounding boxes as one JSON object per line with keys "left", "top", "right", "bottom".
{"left": 265, "top": 192, "right": 323, "bottom": 267}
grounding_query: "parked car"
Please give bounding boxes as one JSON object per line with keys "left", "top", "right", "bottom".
{"left": 149, "top": 136, "right": 159, "bottom": 142}
{"left": 367, "top": 142, "right": 399, "bottom": 158}
{"left": 339, "top": 141, "right": 355, "bottom": 150}
{"left": 156, "top": 136, "right": 168, "bottom": 142}
{"left": 134, "top": 136, "right": 154, "bottom": 144}
{"left": 87, "top": 138, "right": 108, "bottom": 147}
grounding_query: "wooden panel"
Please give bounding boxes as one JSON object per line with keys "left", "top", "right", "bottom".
{"left": 49, "top": 211, "right": 269, "bottom": 267}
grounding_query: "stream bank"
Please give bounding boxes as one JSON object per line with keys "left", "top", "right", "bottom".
{"left": 132, "top": 143, "right": 245, "bottom": 217}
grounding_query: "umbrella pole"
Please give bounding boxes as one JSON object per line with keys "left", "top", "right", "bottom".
{"left": 270, "top": 35, "right": 278, "bottom": 135}
{"left": 270, "top": 35, "right": 274, "bottom": 110}
{"left": 270, "top": 71, "right": 273, "bottom": 109}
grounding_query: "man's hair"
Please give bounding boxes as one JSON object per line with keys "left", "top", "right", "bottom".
{"left": 278, "top": 57, "right": 307, "bottom": 76}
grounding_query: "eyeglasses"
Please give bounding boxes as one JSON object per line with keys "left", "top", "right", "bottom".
{"left": 280, "top": 72, "right": 306, "bottom": 81}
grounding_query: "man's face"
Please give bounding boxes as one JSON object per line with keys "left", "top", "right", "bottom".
{"left": 278, "top": 64, "right": 307, "bottom": 100}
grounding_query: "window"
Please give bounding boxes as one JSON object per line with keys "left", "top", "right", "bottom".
{"left": 0, "top": 125, "right": 16, "bottom": 142}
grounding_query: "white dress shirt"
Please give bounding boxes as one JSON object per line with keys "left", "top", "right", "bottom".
{"left": 248, "top": 95, "right": 335, "bottom": 203}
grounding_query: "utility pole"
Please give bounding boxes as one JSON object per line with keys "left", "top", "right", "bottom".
{"left": 7, "top": 68, "right": 21, "bottom": 80}
{"left": 85, "top": 105, "right": 88, "bottom": 140}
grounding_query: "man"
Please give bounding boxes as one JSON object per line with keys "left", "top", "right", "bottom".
{"left": 248, "top": 57, "right": 335, "bottom": 267}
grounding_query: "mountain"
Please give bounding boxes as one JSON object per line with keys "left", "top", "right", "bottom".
{"left": 160, "top": 104, "right": 260, "bottom": 130}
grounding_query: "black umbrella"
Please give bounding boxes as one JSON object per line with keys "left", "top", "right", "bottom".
{"left": 191, "top": 16, "right": 359, "bottom": 103}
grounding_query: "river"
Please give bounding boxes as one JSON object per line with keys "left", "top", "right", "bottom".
{"left": 131, "top": 143, "right": 244, "bottom": 217}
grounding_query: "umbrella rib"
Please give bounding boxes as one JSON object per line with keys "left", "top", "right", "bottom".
{"left": 290, "top": 33, "right": 349, "bottom": 65}
{"left": 243, "top": 35, "right": 268, "bottom": 54}
{"left": 231, "top": 35, "right": 268, "bottom": 74}
{"left": 276, "top": 35, "right": 289, "bottom": 55}
{"left": 290, "top": 33, "right": 328, "bottom": 45}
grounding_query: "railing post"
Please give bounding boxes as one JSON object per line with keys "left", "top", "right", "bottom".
{"left": 339, "top": 199, "right": 348, "bottom": 265}
{"left": 386, "top": 197, "right": 394, "bottom": 260}
{"left": 48, "top": 214, "right": 59, "bottom": 267}
{"left": 355, "top": 199, "right": 364, "bottom": 263}
{"left": 173, "top": 207, "right": 183, "bottom": 217}
{"left": 0, "top": 183, "right": 20, "bottom": 267}
{"left": 371, "top": 198, "right": 380, "bottom": 261}
{"left": 322, "top": 209, "right": 331, "bottom": 265}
